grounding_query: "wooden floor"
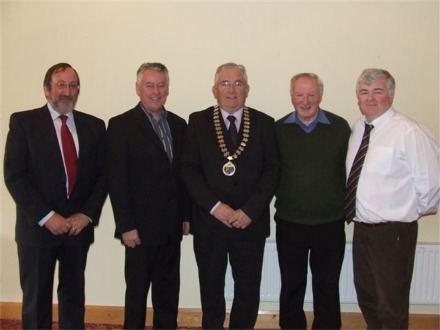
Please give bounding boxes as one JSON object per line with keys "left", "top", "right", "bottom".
{"left": 1, "top": 302, "right": 439, "bottom": 329}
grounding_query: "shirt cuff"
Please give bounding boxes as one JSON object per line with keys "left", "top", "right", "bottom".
{"left": 39, "top": 210, "right": 55, "bottom": 226}
{"left": 210, "top": 201, "right": 221, "bottom": 215}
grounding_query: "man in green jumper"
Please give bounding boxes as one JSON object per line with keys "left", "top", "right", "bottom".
{"left": 274, "top": 73, "right": 351, "bottom": 329}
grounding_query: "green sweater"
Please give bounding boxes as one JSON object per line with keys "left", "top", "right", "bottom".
{"left": 274, "top": 110, "right": 351, "bottom": 225}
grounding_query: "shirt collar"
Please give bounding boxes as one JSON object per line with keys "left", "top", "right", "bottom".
{"left": 47, "top": 103, "right": 74, "bottom": 121}
{"left": 283, "top": 108, "right": 330, "bottom": 125}
{"left": 365, "top": 107, "right": 395, "bottom": 131}
{"left": 220, "top": 107, "right": 243, "bottom": 125}
{"left": 140, "top": 102, "right": 167, "bottom": 121}
{"left": 284, "top": 108, "right": 330, "bottom": 133}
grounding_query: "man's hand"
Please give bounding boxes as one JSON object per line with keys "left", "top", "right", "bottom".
{"left": 67, "top": 213, "right": 90, "bottom": 236}
{"left": 213, "top": 203, "right": 235, "bottom": 228}
{"left": 44, "top": 213, "right": 72, "bottom": 235}
{"left": 228, "top": 209, "right": 252, "bottom": 229}
{"left": 122, "top": 229, "right": 141, "bottom": 248}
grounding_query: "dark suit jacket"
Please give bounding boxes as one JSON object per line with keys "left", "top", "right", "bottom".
{"left": 107, "top": 104, "right": 187, "bottom": 246}
{"left": 182, "top": 106, "right": 279, "bottom": 239}
{"left": 4, "top": 105, "right": 107, "bottom": 247}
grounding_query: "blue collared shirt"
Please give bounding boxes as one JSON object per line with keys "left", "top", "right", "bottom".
{"left": 283, "top": 108, "right": 331, "bottom": 133}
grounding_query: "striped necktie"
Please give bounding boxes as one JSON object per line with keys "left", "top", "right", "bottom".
{"left": 344, "top": 123, "right": 374, "bottom": 223}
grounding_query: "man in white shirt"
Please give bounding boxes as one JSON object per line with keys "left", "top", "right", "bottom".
{"left": 346, "top": 68, "right": 440, "bottom": 329}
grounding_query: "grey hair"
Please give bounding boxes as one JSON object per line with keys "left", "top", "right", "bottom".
{"left": 214, "top": 62, "right": 248, "bottom": 85}
{"left": 290, "top": 73, "right": 324, "bottom": 96}
{"left": 136, "top": 62, "right": 169, "bottom": 85}
{"left": 356, "top": 68, "right": 395, "bottom": 96}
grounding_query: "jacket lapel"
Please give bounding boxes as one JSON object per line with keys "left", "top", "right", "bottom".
{"left": 40, "top": 106, "right": 65, "bottom": 171}
{"left": 132, "top": 105, "right": 170, "bottom": 161}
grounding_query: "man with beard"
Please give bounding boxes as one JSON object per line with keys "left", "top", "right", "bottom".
{"left": 4, "top": 63, "right": 107, "bottom": 329}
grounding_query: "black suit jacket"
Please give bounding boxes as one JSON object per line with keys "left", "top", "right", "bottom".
{"left": 4, "top": 105, "right": 107, "bottom": 247}
{"left": 182, "top": 106, "right": 279, "bottom": 239}
{"left": 107, "top": 104, "right": 188, "bottom": 246}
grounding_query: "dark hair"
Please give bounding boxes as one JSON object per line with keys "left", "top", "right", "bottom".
{"left": 43, "top": 63, "right": 80, "bottom": 90}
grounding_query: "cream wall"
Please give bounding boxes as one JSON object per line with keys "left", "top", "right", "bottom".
{"left": 1, "top": 0, "right": 439, "bottom": 313}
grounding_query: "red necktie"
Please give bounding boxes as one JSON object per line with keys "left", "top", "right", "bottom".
{"left": 59, "top": 115, "right": 78, "bottom": 196}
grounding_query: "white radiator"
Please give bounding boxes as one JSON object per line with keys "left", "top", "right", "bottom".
{"left": 225, "top": 240, "right": 440, "bottom": 304}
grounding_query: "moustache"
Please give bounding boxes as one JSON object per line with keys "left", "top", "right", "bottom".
{"left": 60, "top": 95, "right": 74, "bottom": 101}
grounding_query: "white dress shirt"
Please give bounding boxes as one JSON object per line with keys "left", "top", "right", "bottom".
{"left": 39, "top": 104, "right": 79, "bottom": 226}
{"left": 346, "top": 107, "right": 440, "bottom": 223}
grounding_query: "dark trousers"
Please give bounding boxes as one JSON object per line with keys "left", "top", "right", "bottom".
{"left": 193, "top": 235, "right": 266, "bottom": 330}
{"left": 353, "top": 221, "right": 417, "bottom": 330}
{"left": 276, "top": 219, "right": 346, "bottom": 330}
{"left": 124, "top": 243, "right": 181, "bottom": 330}
{"left": 17, "top": 243, "right": 89, "bottom": 330}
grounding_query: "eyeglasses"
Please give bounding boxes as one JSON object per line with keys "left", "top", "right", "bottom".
{"left": 217, "top": 81, "right": 247, "bottom": 88}
{"left": 51, "top": 82, "right": 80, "bottom": 91}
